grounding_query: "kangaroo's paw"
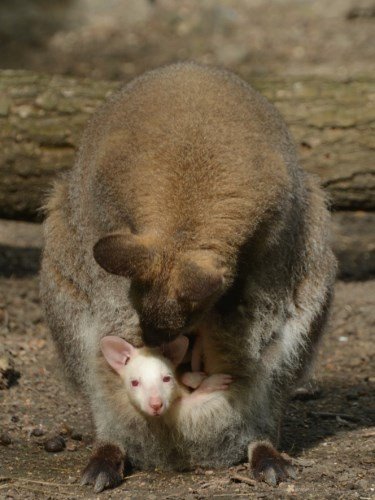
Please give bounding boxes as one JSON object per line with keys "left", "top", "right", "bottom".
{"left": 196, "top": 373, "right": 233, "bottom": 394}
{"left": 248, "top": 441, "right": 297, "bottom": 486}
{"left": 81, "top": 443, "right": 125, "bottom": 493}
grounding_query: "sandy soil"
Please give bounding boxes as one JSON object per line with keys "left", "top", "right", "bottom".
{"left": 0, "top": 275, "right": 374, "bottom": 499}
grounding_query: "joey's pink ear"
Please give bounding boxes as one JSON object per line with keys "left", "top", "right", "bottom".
{"left": 162, "top": 335, "right": 189, "bottom": 366}
{"left": 100, "top": 336, "right": 136, "bottom": 373}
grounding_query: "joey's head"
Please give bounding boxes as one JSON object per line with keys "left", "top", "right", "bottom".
{"left": 100, "top": 335, "right": 188, "bottom": 417}
{"left": 94, "top": 232, "right": 229, "bottom": 346}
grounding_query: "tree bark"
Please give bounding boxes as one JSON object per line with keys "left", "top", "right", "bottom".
{"left": 0, "top": 70, "right": 374, "bottom": 221}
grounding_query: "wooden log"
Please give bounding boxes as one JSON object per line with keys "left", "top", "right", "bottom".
{"left": 0, "top": 70, "right": 374, "bottom": 220}
{"left": 332, "top": 211, "right": 375, "bottom": 280}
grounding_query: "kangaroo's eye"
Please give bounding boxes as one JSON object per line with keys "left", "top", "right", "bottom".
{"left": 131, "top": 380, "right": 140, "bottom": 387}
{"left": 163, "top": 376, "right": 171, "bottom": 383}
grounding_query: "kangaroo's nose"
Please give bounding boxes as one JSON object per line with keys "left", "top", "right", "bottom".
{"left": 149, "top": 397, "right": 163, "bottom": 411}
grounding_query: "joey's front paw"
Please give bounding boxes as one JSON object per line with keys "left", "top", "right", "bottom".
{"left": 181, "top": 371, "right": 207, "bottom": 389}
{"left": 249, "top": 442, "right": 297, "bottom": 486}
{"left": 198, "top": 373, "right": 233, "bottom": 393}
{"left": 81, "top": 444, "right": 124, "bottom": 493}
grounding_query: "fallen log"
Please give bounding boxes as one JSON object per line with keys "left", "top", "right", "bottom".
{"left": 332, "top": 211, "right": 375, "bottom": 280}
{"left": 0, "top": 70, "right": 374, "bottom": 220}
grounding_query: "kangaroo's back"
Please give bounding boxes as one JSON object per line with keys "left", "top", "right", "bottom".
{"left": 70, "top": 63, "right": 299, "bottom": 256}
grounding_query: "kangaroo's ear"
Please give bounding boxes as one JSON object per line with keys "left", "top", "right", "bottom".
{"left": 161, "top": 335, "right": 189, "bottom": 367}
{"left": 93, "top": 232, "right": 157, "bottom": 279}
{"left": 177, "top": 259, "right": 226, "bottom": 303}
{"left": 100, "top": 336, "right": 136, "bottom": 373}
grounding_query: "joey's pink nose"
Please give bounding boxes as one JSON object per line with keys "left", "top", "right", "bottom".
{"left": 149, "top": 397, "right": 163, "bottom": 412}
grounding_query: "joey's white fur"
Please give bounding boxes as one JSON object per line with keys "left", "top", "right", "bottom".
{"left": 115, "top": 351, "right": 179, "bottom": 417}
{"left": 100, "top": 335, "right": 183, "bottom": 417}
{"left": 100, "top": 335, "right": 233, "bottom": 419}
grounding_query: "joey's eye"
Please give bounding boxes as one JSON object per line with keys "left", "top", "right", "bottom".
{"left": 131, "top": 380, "right": 139, "bottom": 387}
{"left": 163, "top": 376, "right": 171, "bottom": 383}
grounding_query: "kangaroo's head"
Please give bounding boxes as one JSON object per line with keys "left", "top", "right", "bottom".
{"left": 93, "top": 231, "right": 229, "bottom": 346}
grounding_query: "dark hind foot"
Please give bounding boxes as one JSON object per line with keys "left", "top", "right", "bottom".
{"left": 81, "top": 443, "right": 125, "bottom": 492}
{"left": 249, "top": 442, "right": 297, "bottom": 486}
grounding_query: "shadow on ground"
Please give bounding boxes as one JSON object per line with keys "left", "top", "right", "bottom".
{"left": 0, "top": 246, "right": 41, "bottom": 277}
{"left": 282, "top": 379, "right": 375, "bottom": 455}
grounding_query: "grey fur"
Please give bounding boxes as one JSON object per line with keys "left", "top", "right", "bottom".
{"left": 40, "top": 62, "right": 336, "bottom": 472}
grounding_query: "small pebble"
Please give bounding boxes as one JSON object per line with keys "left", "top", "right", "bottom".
{"left": 31, "top": 428, "right": 45, "bottom": 437}
{"left": 58, "top": 424, "right": 72, "bottom": 436}
{"left": 293, "top": 386, "right": 322, "bottom": 401}
{"left": 71, "top": 431, "right": 83, "bottom": 441}
{"left": 66, "top": 442, "right": 77, "bottom": 452}
{"left": 357, "top": 479, "right": 369, "bottom": 489}
{"left": 44, "top": 435, "right": 66, "bottom": 452}
{"left": 236, "top": 464, "right": 248, "bottom": 472}
{"left": 296, "top": 458, "right": 316, "bottom": 467}
{"left": 346, "top": 394, "right": 359, "bottom": 401}
{"left": 0, "top": 433, "right": 12, "bottom": 446}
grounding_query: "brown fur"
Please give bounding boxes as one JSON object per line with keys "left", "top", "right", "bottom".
{"left": 81, "top": 443, "right": 125, "bottom": 492}
{"left": 90, "top": 443, "right": 125, "bottom": 465}
{"left": 40, "top": 63, "right": 336, "bottom": 489}
{"left": 89, "top": 73, "right": 292, "bottom": 344}
{"left": 250, "top": 442, "right": 293, "bottom": 484}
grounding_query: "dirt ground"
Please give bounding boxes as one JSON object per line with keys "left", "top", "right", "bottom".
{"left": 0, "top": 0, "right": 374, "bottom": 498}
{"left": 0, "top": 270, "right": 374, "bottom": 499}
